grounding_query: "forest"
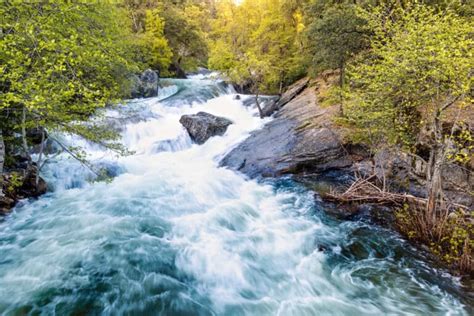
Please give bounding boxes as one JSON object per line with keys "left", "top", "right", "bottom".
{"left": 0, "top": 0, "right": 473, "bottom": 314}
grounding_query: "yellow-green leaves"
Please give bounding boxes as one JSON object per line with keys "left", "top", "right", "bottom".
{"left": 344, "top": 3, "right": 473, "bottom": 151}
{"left": 208, "top": 0, "right": 306, "bottom": 93}
{"left": 143, "top": 8, "right": 173, "bottom": 71}
{"left": 1, "top": 1, "right": 138, "bottom": 146}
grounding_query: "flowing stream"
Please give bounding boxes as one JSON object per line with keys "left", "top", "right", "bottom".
{"left": 0, "top": 77, "right": 472, "bottom": 315}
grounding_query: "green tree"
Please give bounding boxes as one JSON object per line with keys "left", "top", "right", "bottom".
{"left": 0, "top": 1, "right": 138, "bottom": 184}
{"left": 0, "top": 130, "right": 4, "bottom": 197}
{"left": 305, "top": 1, "right": 369, "bottom": 115}
{"left": 144, "top": 8, "right": 173, "bottom": 70}
{"left": 208, "top": 0, "right": 306, "bottom": 96}
{"left": 344, "top": 3, "right": 473, "bottom": 222}
{"left": 122, "top": 0, "right": 173, "bottom": 73}
{"left": 161, "top": 1, "right": 209, "bottom": 74}
{"left": 123, "top": 0, "right": 210, "bottom": 76}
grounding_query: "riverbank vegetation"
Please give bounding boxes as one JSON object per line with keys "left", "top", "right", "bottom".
{"left": 1, "top": 0, "right": 472, "bottom": 275}
{"left": 340, "top": 4, "right": 473, "bottom": 274}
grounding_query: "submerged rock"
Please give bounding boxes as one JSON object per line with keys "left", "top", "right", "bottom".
{"left": 179, "top": 112, "right": 233, "bottom": 145}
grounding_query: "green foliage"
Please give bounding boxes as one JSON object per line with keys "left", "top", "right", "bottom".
{"left": 124, "top": 0, "right": 210, "bottom": 75}
{"left": 122, "top": 0, "right": 173, "bottom": 74}
{"left": 143, "top": 8, "right": 173, "bottom": 71}
{"left": 208, "top": 0, "right": 306, "bottom": 93}
{"left": 446, "top": 123, "right": 473, "bottom": 164}
{"left": 343, "top": 3, "right": 473, "bottom": 150}
{"left": 348, "top": 2, "right": 473, "bottom": 274}
{"left": 6, "top": 172, "right": 22, "bottom": 194}
{"left": 1, "top": 1, "right": 139, "bottom": 147}
{"left": 161, "top": 1, "right": 209, "bottom": 72}
{"left": 305, "top": 1, "right": 369, "bottom": 76}
{"left": 396, "top": 205, "right": 473, "bottom": 273}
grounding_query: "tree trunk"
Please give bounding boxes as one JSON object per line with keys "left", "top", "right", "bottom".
{"left": 0, "top": 129, "right": 4, "bottom": 198}
{"left": 35, "top": 128, "right": 45, "bottom": 188}
{"left": 426, "top": 145, "right": 444, "bottom": 224}
{"left": 255, "top": 91, "right": 264, "bottom": 119}
{"left": 426, "top": 109, "right": 445, "bottom": 225}
{"left": 339, "top": 62, "right": 345, "bottom": 117}
{"left": 21, "top": 106, "right": 32, "bottom": 170}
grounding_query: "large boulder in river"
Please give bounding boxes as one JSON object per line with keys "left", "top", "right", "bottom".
{"left": 129, "top": 74, "right": 143, "bottom": 99}
{"left": 180, "top": 112, "right": 233, "bottom": 144}
{"left": 130, "top": 69, "right": 160, "bottom": 98}
{"left": 140, "top": 69, "right": 159, "bottom": 98}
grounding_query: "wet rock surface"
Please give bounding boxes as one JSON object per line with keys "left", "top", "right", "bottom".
{"left": 221, "top": 75, "right": 473, "bottom": 218}
{"left": 140, "top": 69, "right": 159, "bottom": 97}
{"left": 130, "top": 69, "right": 160, "bottom": 98}
{"left": 1, "top": 164, "right": 47, "bottom": 215}
{"left": 220, "top": 79, "right": 359, "bottom": 177}
{"left": 180, "top": 112, "right": 233, "bottom": 144}
{"left": 261, "top": 77, "right": 310, "bottom": 117}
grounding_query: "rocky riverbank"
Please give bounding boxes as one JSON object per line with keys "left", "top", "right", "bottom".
{"left": 1, "top": 68, "right": 162, "bottom": 215}
{"left": 1, "top": 162, "right": 47, "bottom": 215}
{"left": 221, "top": 74, "right": 472, "bottom": 207}
{"left": 220, "top": 77, "right": 360, "bottom": 178}
{"left": 0, "top": 128, "right": 48, "bottom": 215}
{"left": 220, "top": 74, "right": 473, "bottom": 278}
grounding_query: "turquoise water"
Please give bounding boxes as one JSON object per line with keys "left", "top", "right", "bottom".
{"left": 0, "top": 78, "right": 471, "bottom": 315}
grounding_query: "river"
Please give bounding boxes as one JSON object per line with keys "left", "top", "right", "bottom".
{"left": 0, "top": 76, "right": 471, "bottom": 315}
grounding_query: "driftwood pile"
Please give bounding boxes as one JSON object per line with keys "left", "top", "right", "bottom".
{"left": 322, "top": 174, "right": 469, "bottom": 211}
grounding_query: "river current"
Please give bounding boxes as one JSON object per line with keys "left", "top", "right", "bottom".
{"left": 0, "top": 76, "right": 471, "bottom": 315}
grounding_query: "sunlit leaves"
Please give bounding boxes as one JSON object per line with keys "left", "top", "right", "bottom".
{"left": 1, "top": 1, "right": 138, "bottom": 150}
{"left": 344, "top": 4, "right": 473, "bottom": 152}
{"left": 208, "top": 0, "right": 306, "bottom": 93}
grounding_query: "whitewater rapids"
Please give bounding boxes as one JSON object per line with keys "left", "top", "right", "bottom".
{"left": 0, "top": 77, "right": 471, "bottom": 315}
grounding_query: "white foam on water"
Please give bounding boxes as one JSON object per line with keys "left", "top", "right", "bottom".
{"left": 0, "top": 79, "right": 469, "bottom": 315}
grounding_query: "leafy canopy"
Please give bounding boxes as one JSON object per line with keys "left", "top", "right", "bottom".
{"left": 344, "top": 3, "right": 473, "bottom": 150}
{"left": 1, "top": 1, "right": 138, "bottom": 151}
{"left": 208, "top": 0, "right": 306, "bottom": 93}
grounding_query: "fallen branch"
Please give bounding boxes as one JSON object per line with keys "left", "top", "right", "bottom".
{"left": 322, "top": 175, "right": 469, "bottom": 211}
